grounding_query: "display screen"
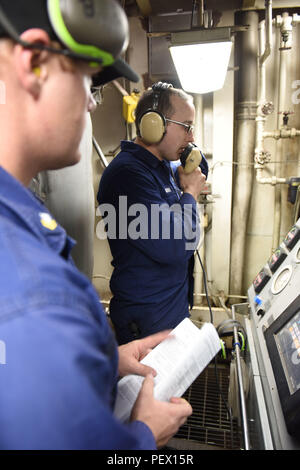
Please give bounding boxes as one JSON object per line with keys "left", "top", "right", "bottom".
{"left": 274, "top": 310, "right": 300, "bottom": 395}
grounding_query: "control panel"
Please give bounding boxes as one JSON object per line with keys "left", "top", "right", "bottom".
{"left": 249, "top": 219, "right": 300, "bottom": 324}
{"left": 247, "top": 217, "right": 300, "bottom": 449}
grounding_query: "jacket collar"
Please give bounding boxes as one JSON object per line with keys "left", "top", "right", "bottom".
{"left": 120, "top": 140, "right": 163, "bottom": 169}
{"left": 0, "top": 167, "right": 75, "bottom": 259}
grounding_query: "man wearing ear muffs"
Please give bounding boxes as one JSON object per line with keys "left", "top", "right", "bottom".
{"left": 0, "top": 0, "right": 193, "bottom": 451}
{"left": 98, "top": 82, "right": 208, "bottom": 345}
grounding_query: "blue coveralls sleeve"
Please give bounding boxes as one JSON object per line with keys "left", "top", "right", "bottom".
{"left": 0, "top": 165, "right": 156, "bottom": 449}
{"left": 0, "top": 302, "right": 156, "bottom": 450}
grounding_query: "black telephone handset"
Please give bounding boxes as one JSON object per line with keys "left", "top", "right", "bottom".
{"left": 180, "top": 143, "right": 202, "bottom": 174}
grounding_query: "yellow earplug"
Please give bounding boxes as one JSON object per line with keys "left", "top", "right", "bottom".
{"left": 33, "top": 67, "right": 41, "bottom": 77}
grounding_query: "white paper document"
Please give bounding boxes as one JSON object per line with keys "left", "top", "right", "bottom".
{"left": 114, "top": 318, "right": 221, "bottom": 423}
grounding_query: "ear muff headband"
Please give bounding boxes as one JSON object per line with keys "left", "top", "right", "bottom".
{"left": 47, "top": 0, "right": 114, "bottom": 67}
{"left": 139, "top": 82, "right": 173, "bottom": 144}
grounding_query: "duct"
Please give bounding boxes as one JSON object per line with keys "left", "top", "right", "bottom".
{"left": 229, "top": 10, "right": 258, "bottom": 298}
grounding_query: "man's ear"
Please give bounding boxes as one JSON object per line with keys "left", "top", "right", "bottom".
{"left": 13, "top": 29, "right": 50, "bottom": 97}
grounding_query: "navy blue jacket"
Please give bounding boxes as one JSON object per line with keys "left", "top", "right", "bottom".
{"left": 0, "top": 167, "right": 155, "bottom": 450}
{"left": 97, "top": 141, "right": 207, "bottom": 344}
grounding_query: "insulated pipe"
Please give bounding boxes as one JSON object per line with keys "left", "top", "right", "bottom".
{"left": 255, "top": 12, "right": 300, "bottom": 187}
{"left": 255, "top": 19, "right": 271, "bottom": 176}
{"left": 255, "top": 2, "right": 273, "bottom": 174}
{"left": 260, "top": 0, "right": 272, "bottom": 66}
{"left": 272, "top": 12, "right": 295, "bottom": 250}
{"left": 273, "top": 44, "right": 287, "bottom": 250}
{"left": 263, "top": 128, "right": 300, "bottom": 139}
{"left": 193, "top": 94, "right": 205, "bottom": 305}
{"left": 230, "top": 11, "right": 258, "bottom": 298}
{"left": 256, "top": 168, "right": 287, "bottom": 185}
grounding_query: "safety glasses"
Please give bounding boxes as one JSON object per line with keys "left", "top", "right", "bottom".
{"left": 165, "top": 118, "right": 194, "bottom": 134}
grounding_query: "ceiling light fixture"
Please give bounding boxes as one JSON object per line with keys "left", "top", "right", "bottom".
{"left": 169, "top": 27, "right": 233, "bottom": 94}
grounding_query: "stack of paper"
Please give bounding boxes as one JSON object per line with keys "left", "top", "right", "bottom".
{"left": 114, "top": 318, "right": 221, "bottom": 422}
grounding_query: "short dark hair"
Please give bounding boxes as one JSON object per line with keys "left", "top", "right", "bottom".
{"left": 135, "top": 85, "right": 192, "bottom": 136}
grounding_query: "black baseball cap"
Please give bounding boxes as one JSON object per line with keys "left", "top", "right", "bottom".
{"left": 0, "top": 0, "right": 139, "bottom": 85}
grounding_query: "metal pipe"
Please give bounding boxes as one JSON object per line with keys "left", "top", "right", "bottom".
{"left": 92, "top": 136, "right": 109, "bottom": 168}
{"left": 255, "top": 9, "right": 300, "bottom": 205}
{"left": 272, "top": 40, "right": 288, "bottom": 250}
{"left": 232, "top": 304, "right": 250, "bottom": 450}
{"left": 255, "top": 11, "right": 273, "bottom": 172}
{"left": 260, "top": 0, "right": 272, "bottom": 66}
{"left": 193, "top": 94, "right": 204, "bottom": 305}
{"left": 198, "top": 0, "right": 204, "bottom": 28}
{"left": 263, "top": 128, "right": 300, "bottom": 139}
{"left": 230, "top": 10, "right": 258, "bottom": 298}
{"left": 256, "top": 168, "right": 287, "bottom": 185}
{"left": 112, "top": 80, "right": 128, "bottom": 97}
{"left": 258, "top": 20, "right": 267, "bottom": 104}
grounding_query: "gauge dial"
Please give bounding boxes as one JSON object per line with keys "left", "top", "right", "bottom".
{"left": 271, "top": 265, "right": 292, "bottom": 295}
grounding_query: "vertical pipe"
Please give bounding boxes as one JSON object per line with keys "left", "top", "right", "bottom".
{"left": 193, "top": 94, "right": 204, "bottom": 305}
{"left": 230, "top": 11, "right": 258, "bottom": 298}
{"left": 272, "top": 15, "right": 291, "bottom": 250}
{"left": 232, "top": 305, "right": 250, "bottom": 450}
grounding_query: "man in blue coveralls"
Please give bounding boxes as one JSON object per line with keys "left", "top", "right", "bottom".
{"left": 98, "top": 83, "right": 208, "bottom": 345}
{"left": 0, "top": 0, "right": 192, "bottom": 450}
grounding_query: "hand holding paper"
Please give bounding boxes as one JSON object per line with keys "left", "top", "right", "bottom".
{"left": 115, "top": 319, "right": 221, "bottom": 423}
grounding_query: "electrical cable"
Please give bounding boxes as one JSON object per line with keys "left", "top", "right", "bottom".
{"left": 196, "top": 248, "right": 234, "bottom": 448}
{"left": 196, "top": 249, "right": 213, "bottom": 323}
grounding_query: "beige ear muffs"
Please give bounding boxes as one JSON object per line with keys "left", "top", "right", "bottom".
{"left": 138, "top": 81, "right": 173, "bottom": 144}
{"left": 139, "top": 111, "right": 166, "bottom": 144}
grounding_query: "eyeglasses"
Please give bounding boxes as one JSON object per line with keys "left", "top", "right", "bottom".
{"left": 165, "top": 118, "right": 194, "bottom": 134}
